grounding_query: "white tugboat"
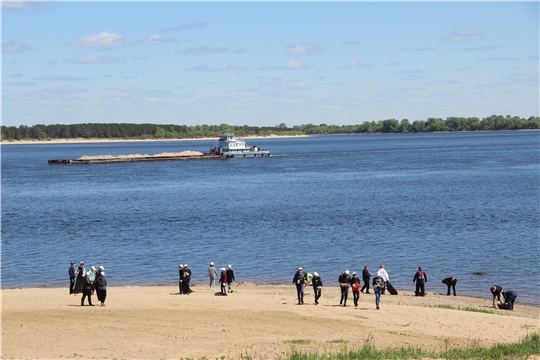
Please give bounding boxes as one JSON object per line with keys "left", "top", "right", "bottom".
{"left": 210, "top": 132, "right": 271, "bottom": 158}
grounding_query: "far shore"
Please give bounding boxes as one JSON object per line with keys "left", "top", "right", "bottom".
{"left": 2, "top": 283, "right": 538, "bottom": 359}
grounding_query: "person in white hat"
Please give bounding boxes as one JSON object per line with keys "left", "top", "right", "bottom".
{"left": 311, "top": 272, "right": 323, "bottom": 305}
{"left": 219, "top": 268, "right": 228, "bottom": 295}
{"left": 208, "top": 262, "right": 218, "bottom": 290}
{"left": 373, "top": 271, "right": 385, "bottom": 309}
{"left": 338, "top": 270, "right": 351, "bottom": 306}
{"left": 182, "top": 264, "right": 192, "bottom": 294}
{"left": 95, "top": 271, "right": 107, "bottom": 306}
{"left": 292, "top": 267, "right": 306, "bottom": 304}
{"left": 81, "top": 272, "right": 94, "bottom": 306}
{"left": 226, "top": 265, "right": 235, "bottom": 293}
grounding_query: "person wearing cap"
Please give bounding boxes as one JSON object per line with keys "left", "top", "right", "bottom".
{"left": 361, "top": 266, "right": 373, "bottom": 294}
{"left": 81, "top": 272, "right": 94, "bottom": 306}
{"left": 68, "top": 262, "right": 76, "bottom": 294}
{"left": 378, "top": 265, "right": 389, "bottom": 294}
{"left": 226, "top": 265, "right": 235, "bottom": 293}
{"left": 219, "top": 268, "right": 228, "bottom": 295}
{"left": 338, "top": 270, "right": 351, "bottom": 306}
{"left": 311, "top": 272, "right": 323, "bottom": 305}
{"left": 183, "top": 264, "right": 192, "bottom": 294}
{"left": 178, "top": 265, "right": 184, "bottom": 294}
{"left": 373, "top": 271, "right": 385, "bottom": 309}
{"left": 490, "top": 285, "right": 503, "bottom": 307}
{"left": 441, "top": 277, "right": 457, "bottom": 296}
{"left": 292, "top": 267, "right": 306, "bottom": 304}
{"left": 413, "top": 266, "right": 427, "bottom": 296}
{"left": 74, "top": 262, "right": 86, "bottom": 294}
{"left": 95, "top": 271, "right": 107, "bottom": 306}
{"left": 350, "top": 272, "right": 361, "bottom": 307}
{"left": 208, "top": 262, "right": 218, "bottom": 290}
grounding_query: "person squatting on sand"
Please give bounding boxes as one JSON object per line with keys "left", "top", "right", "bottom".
{"left": 293, "top": 267, "right": 306, "bottom": 304}
{"left": 312, "top": 272, "right": 322, "bottom": 305}
{"left": 378, "top": 265, "right": 389, "bottom": 294}
{"left": 413, "top": 266, "right": 427, "bottom": 297}
{"left": 361, "top": 266, "right": 372, "bottom": 294}
{"left": 182, "top": 264, "right": 192, "bottom": 294}
{"left": 226, "top": 265, "right": 235, "bottom": 293}
{"left": 208, "top": 262, "right": 218, "bottom": 290}
{"left": 442, "top": 277, "right": 457, "bottom": 296}
{"left": 219, "top": 268, "right": 228, "bottom": 295}
{"left": 502, "top": 290, "right": 517, "bottom": 310}
{"left": 373, "top": 271, "right": 385, "bottom": 309}
{"left": 491, "top": 285, "right": 503, "bottom": 307}
{"left": 338, "top": 270, "right": 350, "bottom": 306}
{"left": 350, "top": 272, "right": 361, "bottom": 307}
{"left": 95, "top": 271, "right": 107, "bottom": 306}
{"left": 68, "top": 262, "right": 76, "bottom": 294}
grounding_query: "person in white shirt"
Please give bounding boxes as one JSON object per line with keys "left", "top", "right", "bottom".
{"left": 378, "top": 265, "right": 389, "bottom": 294}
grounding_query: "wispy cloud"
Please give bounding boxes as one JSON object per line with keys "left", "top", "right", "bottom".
{"left": 460, "top": 46, "right": 497, "bottom": 52}
{"left": 186, "top": 64, "right": 216, "bottom": 72}
{"left": 400, "top": 47, "right": 436, "bottom": 52}
{"left": 258, "top": 65, "right": 276, "bottom": 71}
{"left": 136, "top": 34, "right": 175, "bottom": 45}
{"left": 10, "top": 73, "right": 23, "bottom": 77}
{"left": 4, "top": 81, "right": 35, "bottom": 86}
{"left": 424, "top": 80, "right": 459, "bottom": 85}
{"left": 442, "top": 30, "right": 484, "bottom": 41}
{"left": 177, "top": 46, "right": 227, "bottom": 55}
{"left": 394, "top": 69, "right": 426, "bottom": 80}
{"left": 160, "top": 22, "right": 207, "bottom": 33}
{"left": 2, "top": 41, "right": 30, "bottom": 53}
{"left": 224, "top": 64, "right": 248, "bottom": 71}
{"left": 283, "top": 60, "right": 306, "bottom": 69}
{"left": 458, "top": 66, "right": 473, "bottom": 71}
{"left": 340, "top": 60, "right": 371, "bottom": 69}
{"left": 68, "top": 32, "right": 125, "bottom": 48}
{"left": 70, "top": 54, "right": 120, "bottom": 64}
{"left": 485, "top": 57, "right": 519, "bottom": 61}
{"left": 2, "top": 1, "right": 48, "bottom": 9}
{"left": 233, "top": 48, "right": 246, "bottom": 54}
{"left": 33, "top": 74, "right": 87, "bottom": 81}
{"left": 284, "top": 44, "right": 323, "bottom": 55}
{"left": 385, "top": 62, "right": 399, "bottom": 66}
{"left": 510, "top": 69, "right": 538, "bottom": 84}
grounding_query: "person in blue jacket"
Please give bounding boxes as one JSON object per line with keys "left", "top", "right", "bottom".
{"left": 502, "top": 290, "right": 517, "bottom": 310}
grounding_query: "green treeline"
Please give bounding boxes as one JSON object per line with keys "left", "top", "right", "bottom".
{"left": 2, "top": 115, "right": 539, "bottom": 141}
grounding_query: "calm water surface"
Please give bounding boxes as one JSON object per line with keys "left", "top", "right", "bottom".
{"left": 2, "top": 131, "right": 539, "bottom": 305}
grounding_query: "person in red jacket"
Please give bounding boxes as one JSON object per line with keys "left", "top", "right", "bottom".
{"left": 219, "top": 268, "right": 228, "bottom": 296}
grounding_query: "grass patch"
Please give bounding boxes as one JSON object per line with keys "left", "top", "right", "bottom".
{"left": 427, "top": 304, "right": 494, "bottom": 314}
{"left": 278, "top": 332, "right": 539, "bottom": 360}
{"left": 284, "top": 339, "right": 312, "bottom": 345}
{"left": 326, "top": 339, "right": 348, "bottom": 344}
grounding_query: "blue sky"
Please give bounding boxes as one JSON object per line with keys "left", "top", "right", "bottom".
{"left": 2, "top": 1, "right": 538, "bottom": 127}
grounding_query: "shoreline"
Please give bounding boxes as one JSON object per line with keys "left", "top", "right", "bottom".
{"left": 3, "top": 284, "right": 538, "bottom": 359}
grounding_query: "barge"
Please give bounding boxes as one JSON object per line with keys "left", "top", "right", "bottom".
{"left": 48, "top": 132, "right": 270, "bottom": 164}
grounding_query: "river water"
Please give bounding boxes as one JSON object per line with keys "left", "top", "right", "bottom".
{"left": 1, "top": 131, "right": 538, "bottom": 305}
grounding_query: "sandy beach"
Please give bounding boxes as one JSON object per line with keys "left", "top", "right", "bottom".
{"left": 2, "top": 283, "right": 538, "bottom": 359}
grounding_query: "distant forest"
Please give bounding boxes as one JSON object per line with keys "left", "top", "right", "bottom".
{"left": 2, "top": 115, "right": 539, "bottom": 141}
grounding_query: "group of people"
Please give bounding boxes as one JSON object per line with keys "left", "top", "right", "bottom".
{"left": 207, "top": 263, "right": 236, "bottom": 295}
{"left": 68, "top": 261, "right": 107, "bottom": 307}
{"left": 490, "top": 286, "right": 518, "bottom": 310}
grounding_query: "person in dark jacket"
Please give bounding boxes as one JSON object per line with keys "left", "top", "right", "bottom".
{"left": 311, "top": 272, "right": 323, "bottom": 305}
{"left": 219, "top": 268, "right": 228, "bottom": 295}
{"left": 413, "top": 266, "right": 427, "bottom": 296}
{"left": 350, "top": 272, "right": 361, "bottom": 307}
{"left": 292, "top": 267, "right": 306, "bottom": 304}
{"left": 338, "top": 270, "right": 350, "bottom": 306}
{"left": 502, "top": 290, "right": 517, "bottom": 310}
{"left": 68, "top": 262, "right": 76, "bottom": 294}
{"left": 226, "top": 265, "right": 235, "bottom": 293}
{"left": 361, "top": 266, "right": 372, "bottom": 294}
{"left": 74, "top": 262, "right": 86, "bottom": 294}
{"left": 441, "top": 277, "right": 457, "bottom": 296}
{"left": 490, "top": 285, "right": 503, "bottom": 307}
{"left": 95, "top": 271, "right": 107, "bottom": 306}
{"left": 80, "top": 272, "right": 94, "bottom": 306}
{"left": 178, "top": 265, "right": 184, "bottom": 294}
{"left": 183, "top": 264, "right": 192, "bottom": 294}
{"left": 373, "top": 272, "right": 385, "bottom": 309}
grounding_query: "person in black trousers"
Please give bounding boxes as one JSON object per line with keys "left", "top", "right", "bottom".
{"left": 312, "top": 272, "right": 323, "bottom": 305}
{"left": 95, "top": 271, "right": 107, "bottom": 306}
{"left": 68, "top": 262, "right": 76, "bottom": 294}
{"left": 81, "top": 273, "right": 94, "bottom": 306}
{"left": 292, "top": 267, "right": 306, "bottom": 304}
{"left": 441, "top": 277, "right": 457, "bottom": 296}
{"left": 350, "top": 272, "right": 361, "bottom": 307}
{"left": 338, "top": 270, "right": 350, "bottom": 306}
{"left": 490, "top": 285, "right": 503, "bottom": 307}
{"left": 183, "top": 264, "right": 192, "bottom": 294}
{"left": 226, "top": 265, "right": 235, "bottom": 293}
{"left": 361, "top": 266, "right": 372, "bottom": 294}
{"left": 413, "top": 266, "right": 427, "bottom": 296}
{"left": 178, "top": 265, "right": 184, "bottom": 294}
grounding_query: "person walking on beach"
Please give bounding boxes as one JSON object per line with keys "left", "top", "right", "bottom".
{"left": 81, "top": 272, "right": 94, "bottom": 306}
{"left": 350, "top": 272, "right": 361, "bottom": 307}
{"left": 338, "top": 270, "right": 350, "bottom": 306}
{"left": 69, "top": 262, "right": 76, "bottom": 294}
{"left": 442, "top": 277, "right": 457, "bottom": 296}
{"left": 94, "top": 266, "right": 104, "bottom": 302}
{"left": 293, "top": 267, "right": 306, "bottom": 304}
{"left": 373, "top": 272, "right": 385, "bottom": 310}
{"left": 378, "top": 265, "right": 389, "bottom": 294}
{"left": 95, "top": 271, "right": 107, "bottom": 306}
{"left": 183, "top": 264, "right": 192, "bottom": 294}
{"left": 74, "top": 262, "right": 86, "bottom": 294}
{"left": 361, "top": 266, "right": 372, "bottom": 294}
{"left": 502, "top": 290, "right": 517, "bottom": 310}
{"left": 219, "top": 268, "right": 228, "bottom": 295}
{"left": 490, "top": 285, "right": 503, "bottom": 307}
{"left": 208, "top": 262, "right": 218, "bottom": 290}
{"left": 226, "top": 265, "right": 235, "bottom": 293}
{"left": 312, "top": 272, "right": 323, "bottom": 305}
{"left": 178, "top": 265, "right": 184, "bottom": 294}
{"left": 413, "top": 266, "right": 427, "bottom": 296}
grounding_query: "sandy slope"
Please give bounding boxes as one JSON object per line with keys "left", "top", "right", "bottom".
{"left": 2, "top": 283, "right": 538, "bottom": 359}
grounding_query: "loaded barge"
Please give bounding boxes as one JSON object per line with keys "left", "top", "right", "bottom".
{"left": 48, "top": 132, "right": 270, "bottom": 164}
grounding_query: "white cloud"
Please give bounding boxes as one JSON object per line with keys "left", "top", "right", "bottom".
{"left": 340, "top": 60, "right": 371, "bottom": 69}
{"left": 394, "top": 70, "right": 426, "bottom": 80}
{"left": 233, "top": 48, "right": 247, "bottom": 54}
{"left": 283, "top": 60, "right": 306, "bottom": 69}
{"left": 284, "top": 44, "right": 323, "bottom": 55}
{"left": 160, "top": 22, "right": 207, "bottom": 32}
{"left": 510, "top": 69, "right": 539, "bottom": 84}
{"left": 4, "top": 81, "right": 35, "bottom": 86}
{"left": 68, "top": 32, "right": 125, "bottom": 48}
{"left": 2, "top": 41, "right": 30, "bottom": 53}
{"left": 258, "top": 65, "right": 276, "bottom": 70}
{"left": 70, "top": 54, "right": 119, "bottom": 64}
{"left": 2, "top": 1, "right": 48, "bottom": 9}
{"left": 186, "top": 64, "right": 216, "bottom": 72}
{"left": 178, "top": 46, "right": 227, "bottom": 55}
{"left": 136, "top": 34, "right": 174, "bottom": 45}
{"left": 34, "top": 74, "right": 87, "bottom": 81}
{"left": 460, "top": 46, "right": 497, "bottom": 52}
{"left": 442, "top": 30, "right": 484, "bottom": 41}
